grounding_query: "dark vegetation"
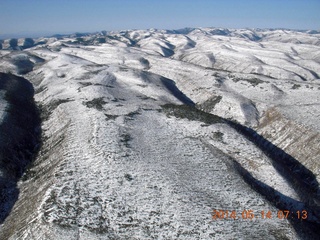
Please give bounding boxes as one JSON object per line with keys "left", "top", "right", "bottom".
{"left": 120, "top": 133, "right": 132, "bottom": 148}
{"left": 105, "top": 114, "right": 118, "bottom": 120}
{"left": 124, "top": 173, "right": 134, "bottom": 181}
{"left": 212, "top": 131, "right": 224, "bottom": 142}
{"left": 162, "top": 104, "right": 223, "bottom": 124}
{"left": 83, "top": 98, "right": 107, "bottom": 111}
{"left": 72, "top": 36, "right": 106, "bottom": 46}
{"left": 231, "top": 76, "right": 264, "bottom": 86}
{"left": 139, "top": 57, "right": 150, "bottom": 70}
{"left": 292, "top": 84, "right": 301, "bottom": 89}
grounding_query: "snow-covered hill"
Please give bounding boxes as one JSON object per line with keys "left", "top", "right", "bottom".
{"left": 0, "top": 28, "right": 319, "bottom": 239}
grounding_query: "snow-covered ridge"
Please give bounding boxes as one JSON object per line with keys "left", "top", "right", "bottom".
{"left": 0, "top": 27, "right": 319, "bottom": 239}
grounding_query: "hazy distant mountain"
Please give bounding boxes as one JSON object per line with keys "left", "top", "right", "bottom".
{"left": 0, "top": 27, "right": 319, "bottom": 239}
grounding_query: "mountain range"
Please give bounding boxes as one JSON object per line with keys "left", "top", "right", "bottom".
{"left": 0, "top": 27, "right": 319, "bottom": 239}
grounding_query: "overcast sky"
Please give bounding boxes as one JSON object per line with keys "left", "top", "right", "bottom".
{"left": 0, "top": 0, "right": 319, "bottom": 37}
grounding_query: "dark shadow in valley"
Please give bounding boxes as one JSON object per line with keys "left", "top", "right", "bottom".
{"left": 0, "top": 73, "right": 41, "bottom": 223}
{"left": 226, "top": 120, "right": 320, "bottom": 208}
{"left": 160, "top": 77, "right": 195, "bottom": 106}
{"left": 162, "top": 104, "right": 320, "bottom": 207}
{"left": 225, "top": 120, "right": 320, "bottom": 238}
{"left": 11, "top": 57, "right": 34, "bottom": 74}
{"left": 161, "top": 103, "right": 320, "bottom": 238}
{"left": 233, "top": 160, "right": 320, "bottom": 239}
{"left": 159, "top": 46, "right": 174, "bottom": 57}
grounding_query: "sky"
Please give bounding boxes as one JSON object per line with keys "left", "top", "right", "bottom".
{"left": 0, "top": 0, "right": 319, "bottom": 38}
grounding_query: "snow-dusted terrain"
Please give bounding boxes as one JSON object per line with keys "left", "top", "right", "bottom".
{"left": 0, "top": 28, "right": 319, "bottom": 239}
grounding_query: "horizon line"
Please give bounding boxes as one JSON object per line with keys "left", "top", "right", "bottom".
{"left": 1, "top": 26, "right": 319, "bottom": 40}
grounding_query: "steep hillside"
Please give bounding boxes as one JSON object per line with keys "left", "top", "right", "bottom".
{"left": 0, "top": 73, "right": 40, "bottom": 223}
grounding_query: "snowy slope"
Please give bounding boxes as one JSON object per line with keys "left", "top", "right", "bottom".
{"left": 0, "top": 28, "right": 319, "bottom": 239}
